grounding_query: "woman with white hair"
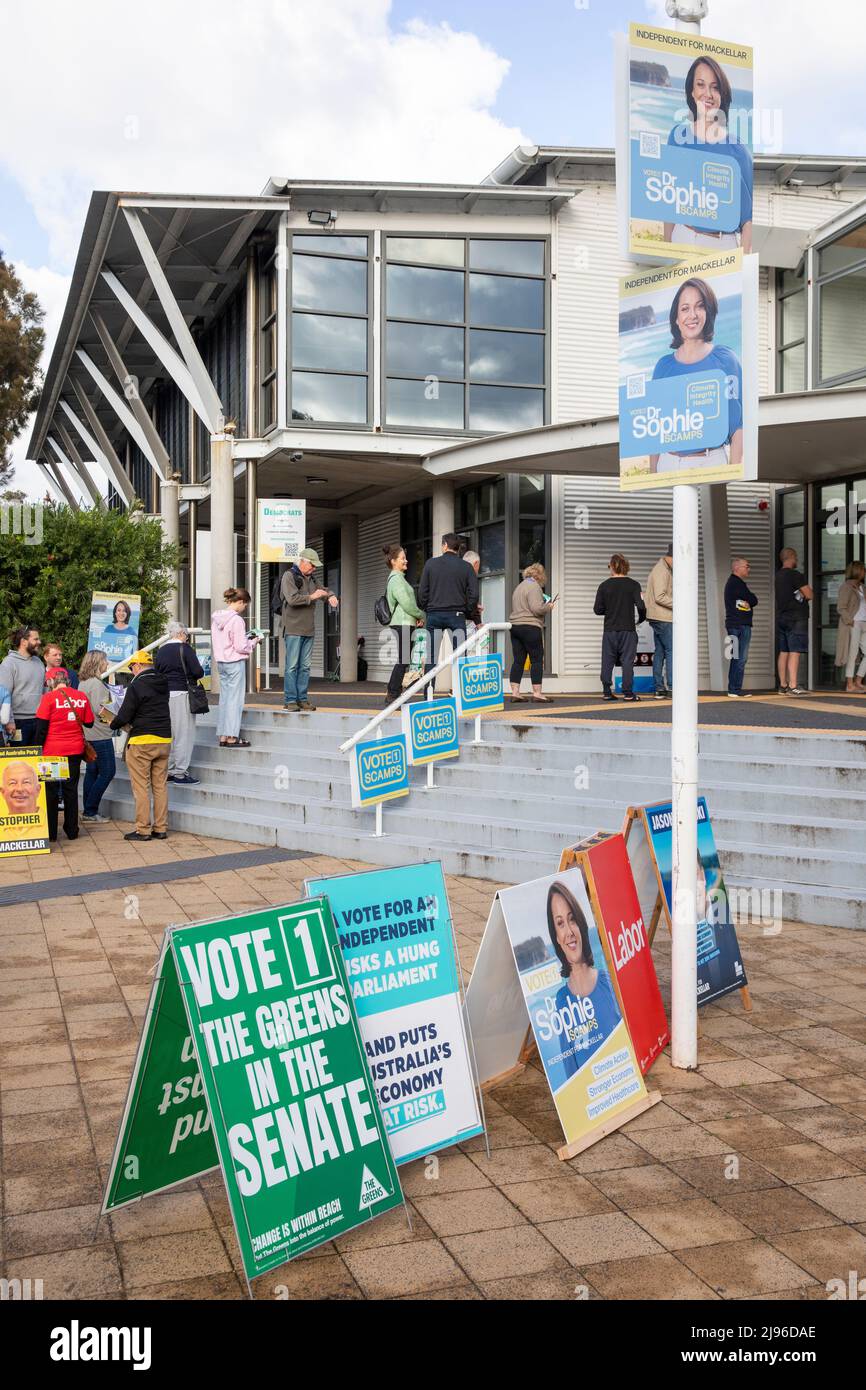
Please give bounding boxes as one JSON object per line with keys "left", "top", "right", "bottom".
{"left": 154, "top": 621, "right": 205, "bottom": 785}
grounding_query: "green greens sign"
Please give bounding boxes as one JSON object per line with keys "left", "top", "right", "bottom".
{"left": 170, "top": 896, "right": 403, "bottom": 1280}
{"left": 102, "top": 938, "right": 218, "bottom": 1213}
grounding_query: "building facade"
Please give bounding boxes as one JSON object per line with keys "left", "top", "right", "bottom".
{"left": 28, "top": 147, "right": 866, "bottom": 691}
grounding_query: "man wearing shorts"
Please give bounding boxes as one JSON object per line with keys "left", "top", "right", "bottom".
{"left": 775, "top": 548, "right": 813, "bottom": 695}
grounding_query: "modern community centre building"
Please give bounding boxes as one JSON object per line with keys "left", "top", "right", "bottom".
{"left": 28, "top": 144, "right": 866, "bottom": 692}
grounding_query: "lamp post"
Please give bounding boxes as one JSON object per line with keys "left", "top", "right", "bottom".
{"left": 665, "top": 0, "right": 707, "bottom": 1068}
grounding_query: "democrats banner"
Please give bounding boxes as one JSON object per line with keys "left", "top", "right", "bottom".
{"left": 349, "top": 733, "right": 409, "bottom": 809}
{"left": 619, "top": 249, "right": 757, "bottom": 490}
{"left": 306, "top": 863, "right": 483, "bottom": 1164}
{"left": 642, "top": 798, "right": 748, "bottom": 1007}
{"left": 616, "top": 22, "right": 753, "bottom": 263}
{"left": 170, "top": 897, "right": 404, "bottom": 1280}
{"left": 402, "top": 697, "right": 459, "bottom": 766}
{"left": 257, "top": 499, "right": 305, "bottom": 563}
{"left": 497, "top": 868, "right": 649, "bottom": 1152}
{"left": 88, "top": 591, "right": 141, "bottom": 666}
{"left": 0, "top": 746, "right": 50, "bottom": 857}
{"left": 455, "top": 652, "right": 504, "bottom": 717}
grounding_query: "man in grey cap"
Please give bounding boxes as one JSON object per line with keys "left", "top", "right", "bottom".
{"left": 279, "top": 548, "right": 338, "bottom": 711}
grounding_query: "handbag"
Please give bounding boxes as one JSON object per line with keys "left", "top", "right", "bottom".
{"left": 181, "top": 642, "right": 209, "bottom": 715}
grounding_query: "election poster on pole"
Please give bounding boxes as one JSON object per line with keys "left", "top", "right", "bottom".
{"left": 88, "top": 591, "right": 141, "bottom": 666}
{"left": 559, "top": 834, "right": 669, "bottom": 1076}
{"left": 103, "top": 897, "right": 405, "bottom": 1284}
{"left": 615, "top": 21, "right": 754, "bottom": 264}
{"left": 466, "top": 867, "right": 659, "bottom": 1160}
{"left": 305, "top": 862, "right": 484, "bottom": 1164}
{"left": 618, "top": 248, "right": 758, "bottom": 491}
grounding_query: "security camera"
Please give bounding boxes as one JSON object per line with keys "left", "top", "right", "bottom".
{"left": 289, "top": 451, "right": 304, "bottom": 464}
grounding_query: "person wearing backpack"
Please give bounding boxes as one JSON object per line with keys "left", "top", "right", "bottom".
{"left": 382, "top": 544, "right": 425, "bottom": 706}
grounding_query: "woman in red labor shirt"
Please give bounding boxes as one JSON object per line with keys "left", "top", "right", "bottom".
{"left": 33, "top": 667, "right": 94, "bottom": 842}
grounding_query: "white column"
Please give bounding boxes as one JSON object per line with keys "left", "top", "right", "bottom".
{"left": 432, "top": 479, "right": 455, "bottom": 544}
{"left": 245, "top": 459, "right": 258, "bottom": 693}
{"left": 160, "top": 476, "right": 181, "bottom": 620}
{"left": 210, "top": 434, "right": 235, "bottom": 694}
{"left": 700, "top": 484, "right": 731, "bottom": 692}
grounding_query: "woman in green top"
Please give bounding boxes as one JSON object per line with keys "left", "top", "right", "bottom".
{"left": 383, "top": 544, "right": 425, "bottom": 705}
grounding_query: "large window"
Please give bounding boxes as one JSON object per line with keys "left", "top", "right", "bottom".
{"left": 259, "top": 246, "right": 278, "bottom": 431}
{"left": 290, "top": 234, "right": 370, "bottom": 425}
{"left": 399, "top": 498, "right": 431, "bottom": 588}
{"left": 384, "top": 237, "right": 547, "bottom": 433}
{"left": 816, "top": 218, "right": 866, "bottom": 388}
{"left": 776, "top": 266, "right": 806, "bottom": 393}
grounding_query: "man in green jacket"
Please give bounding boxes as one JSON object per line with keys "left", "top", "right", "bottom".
{"left": 280, "top": 549, "right": 338, "bottom": 712}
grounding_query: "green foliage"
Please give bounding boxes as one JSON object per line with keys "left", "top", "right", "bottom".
{"left": 0, "top": 251, "right": 45, "bottom": 485}
{"left": 0, "top": 501, "right": 181, "bottom": 664}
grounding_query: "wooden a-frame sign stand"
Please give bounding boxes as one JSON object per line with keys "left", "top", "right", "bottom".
{"left": 621, "top": 807, "right": 752, "bottom": 1013}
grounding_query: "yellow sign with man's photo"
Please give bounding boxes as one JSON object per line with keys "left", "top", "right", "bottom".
{"left": 0, "top": 746, "right": 50, "bottom": 856}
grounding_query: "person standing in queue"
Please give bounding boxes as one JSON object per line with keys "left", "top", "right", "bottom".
{"left": 594, "top": 554, "right": 646, "bottom": 702}
{"left": 280, "top": 550, "right": 338, "bottom": 713}
{"left": 32, "top": 667, "right": 93, "bottom": 843}
{"left": 110, "top": 650, "right": 172, "bottom": 841}
{"left": 211, "top": 588, "right": 262, "bottom": 744}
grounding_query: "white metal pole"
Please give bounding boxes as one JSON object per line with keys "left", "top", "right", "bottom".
{"left": 374, "top": 725, "right": 384, "bottom": 837}
{"left": 426, "top": 684, "right": 435, "bottom": 789}
{"left": 668, "top": 0, "right": 704, "bottom": 1069}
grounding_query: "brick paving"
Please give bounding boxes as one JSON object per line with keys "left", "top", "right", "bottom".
{"left": 2, "top": 821, "right": 866, "bottom": 1301}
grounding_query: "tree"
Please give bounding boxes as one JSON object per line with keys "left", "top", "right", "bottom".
{"left": 0, "top": 502, "right": 181, "bottom": 662}
{"left": 0, "top": 251, "right": 45, "bottom": 490}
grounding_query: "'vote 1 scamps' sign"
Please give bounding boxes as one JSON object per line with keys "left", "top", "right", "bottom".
{"left": 349, "top": 734, "right": 410, "bottom": 809}
{"left": 402, "top": 697, "right": 459, "bottom": 765}
{"left": 306, "top": 862, "right": 484, "bottom": 1164}
{"left": 103, "top": 898, "right": 405, "bottom": 1284}
{"left": 455, "top": 653, "right": 504, "bottom": 717}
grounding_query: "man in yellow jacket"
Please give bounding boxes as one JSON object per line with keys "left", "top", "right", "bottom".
{"left": 646, "top": 543, "right": 673, "bottom": 699}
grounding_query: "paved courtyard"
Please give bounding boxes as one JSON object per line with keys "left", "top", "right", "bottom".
{"left": 2, "top": 822, "right": 866, "bottom": 1301}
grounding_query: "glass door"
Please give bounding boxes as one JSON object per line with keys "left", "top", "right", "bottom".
{"left": 814, "top": 477, "right": 866, "bottom": 686}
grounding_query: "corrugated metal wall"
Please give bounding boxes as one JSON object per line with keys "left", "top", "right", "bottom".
{"left": 357, "top": 510, "right": 401, "bottom": 682}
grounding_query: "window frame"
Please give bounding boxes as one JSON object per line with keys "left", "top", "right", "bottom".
{"left": 258, "top": 244, "right": 278, "bottom": 433}
{"left": 288, "top": 232, "right": 374, "bottom": 430}
{"left": 775, "top": 264, "right": 806, "bottom": 394}
{"left": 381, "top": 232, "right": 550, "bottom": 437}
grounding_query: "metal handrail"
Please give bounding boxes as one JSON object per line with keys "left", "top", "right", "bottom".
{"left": 100, "top": 627, "right": 209, "bottom": 682}
{"left": 339, "top": 622, "right": 511, "bottom": 753}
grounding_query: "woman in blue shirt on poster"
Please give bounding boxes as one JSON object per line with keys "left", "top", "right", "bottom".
{"left": 664, "top": 55, "right": 752, "bottom": 253}
{"left": 547, "top": 881, "right": 621, "bottom": 1081}
{"left": 650, "top": 276, "right": 743, "bottom": 476}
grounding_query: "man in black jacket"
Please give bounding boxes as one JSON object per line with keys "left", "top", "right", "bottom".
{"left": 724, "top": 557, "right": 759, "bottom": 698}
{"left": 110, "top": 650, "right": 172, "bottom": 842}
{"left": 418, "top": 533, "right": 479, "bottom": 666}
{"left": 593, "top": 553, "right": 646, "bottom": 702}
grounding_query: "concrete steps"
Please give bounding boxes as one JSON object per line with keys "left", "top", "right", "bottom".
{"left": 101, "top": 708, "right": 866, "bottom": 929}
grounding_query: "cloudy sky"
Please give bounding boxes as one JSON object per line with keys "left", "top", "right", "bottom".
{"left": 3, "top": 0, "right": 864, "bottom": 496}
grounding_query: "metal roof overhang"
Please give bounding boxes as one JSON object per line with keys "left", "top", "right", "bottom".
{"left": 27, "top": 191, "right": 290, "bottom": 467}
{"left": 421, "top": 386, "right": 866, "bottom": 485}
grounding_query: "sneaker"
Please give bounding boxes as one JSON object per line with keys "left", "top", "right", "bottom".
{"left": 82, "top": 813, "right": 110, "bottom": 823}
{"left": 602, "top": 691, "right": 618, "bottom": 702}
{"left": 622, "top": 693, "right": 640, "bottom": 703}
{"left": 152, "top": 831, "right": 168, "bottom": 840}
{"left": 778, "top": 685, "right": 789, "bottom": 694}
{"left": 788, "top": 685, "right": 805, "bottom": 696}
{"left": 171, "top": 774, "right": 200, "bottom": 785}
{"left": 654, "top": 690, "right": 667, "bottom": 700}
{"left": 298, "top": 700, "right": 316, "bottom": 712}
{"left": 124, "top": 831, "right": 152, "bottom": 842}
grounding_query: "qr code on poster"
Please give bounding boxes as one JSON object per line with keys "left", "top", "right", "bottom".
{"left": 640, "top": 132, "right": 661, "bottom": 158}
{"left": 627, "top": 373, "right": 647, "bottom": 399}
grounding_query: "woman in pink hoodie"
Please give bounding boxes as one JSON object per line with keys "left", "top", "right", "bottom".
{"left": 210, "top": 588, "right": 261, "bottom": 747}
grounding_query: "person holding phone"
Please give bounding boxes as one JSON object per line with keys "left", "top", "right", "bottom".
{"left": 279, "top": 549, "right": 338, "bottom": 713}
{"left": 210, "top": 588, "right": 262, "bottom": 746}
{"left": 508, "top": 564, "right": 556, "bottom": 703}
